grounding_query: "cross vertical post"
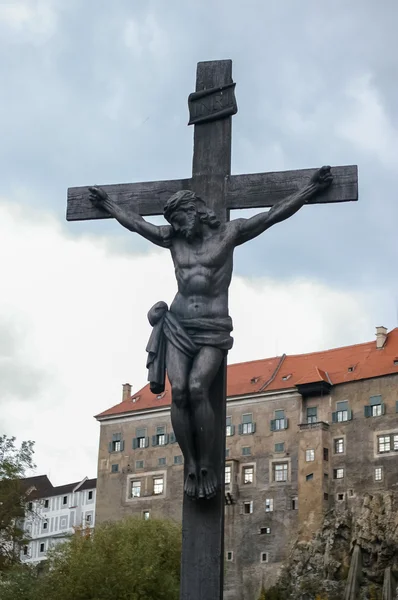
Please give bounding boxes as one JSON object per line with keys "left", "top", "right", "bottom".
{"left": 180, "top": 60, "right": 235, "bottom": 600}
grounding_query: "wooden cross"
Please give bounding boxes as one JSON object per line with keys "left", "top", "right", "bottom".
{"left": 67, "top": 60, "right": 357, "bottom": 600}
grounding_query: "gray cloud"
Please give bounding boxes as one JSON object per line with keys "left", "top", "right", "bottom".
{"left": 1, "top": 0, "right": 398, "bottom": 287}
{"left": 0, "top": 319, "right": 48, "bottom": 401}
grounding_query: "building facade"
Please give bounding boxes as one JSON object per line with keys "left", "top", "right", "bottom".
{"left": 20, "top": 475, "right": 96, "bottom": 563}
{"left": 95, "top": 326, "right": 398, "bottom": 600}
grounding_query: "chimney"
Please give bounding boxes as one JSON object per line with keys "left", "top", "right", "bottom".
{"left": 376, "top": 326, "right": 388, "bottom": 349}
{"left": 122, "top": 383, "right": 132, "bottom": 402}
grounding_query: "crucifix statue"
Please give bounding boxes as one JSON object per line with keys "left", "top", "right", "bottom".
{"left": 67, "top": 60, "right": 357, "bottom": 599}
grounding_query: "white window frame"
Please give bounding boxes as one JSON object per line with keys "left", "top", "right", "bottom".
{"left": 334, "top": 468, "right": 344, "bottom": 479}
{"left": 242, "top": 413, "right": 254, "bottom": 434}
{"left": 305, "top": 449, "right": 315, "bottom": 462}
{"left": 243, "top": 466, "right": 254, "bottom": 484}
{"left": 265, "top": 498, "right": 274, "bottom": 512}
{"left": 375, "top": 466, "right": 383, "bottom": 481}
{"left": 378, "top": 435, "right": 391, "bottom": 453}
{"left": 131, "top": 480, "right": 141, "bottom": 498}
{"left": 274, "top": 462, "right": 288, "bottom": 482}
{"left": 334, "top": 437, "right": 344, "bottom": 454}
{"left": 225, "top": 465, "right": 231, "bottom": 485}
{"left": 153, "top": 477, "right": 164, "bottom": 495}
{"left": 226, "top": 551, "right": 234, "bottom": 561}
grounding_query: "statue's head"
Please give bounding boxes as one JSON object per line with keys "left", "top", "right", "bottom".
{"left": 163, "top": 190, "right": 220, "bottom": 241}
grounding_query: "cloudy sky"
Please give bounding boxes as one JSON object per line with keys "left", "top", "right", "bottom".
{"left": 1, "top": 0, "right": 398, "bottom": 485}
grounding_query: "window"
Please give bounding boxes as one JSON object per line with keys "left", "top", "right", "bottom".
{"left": 375, "top": 467, "right": 383, "bottom": 481}
{"left": 158, "top": 457, "right": 166, "bottom": 466}
{"left": 28, "top": 501, "right": 33, "bottom": 511}
{"left": 324, "top": 493, "right": 329, "bottom": 500}
{"left": 243, "top": 501, "right": 253, "bottom": 514}
{"left": 40, "top": 543, "right": 45, "bottom": 553}
{"left": 265, "top": 498, "right": 274, "bottom": 512}
{"left": 291, "top": 497, "right": 298, "bottom": 510}
{"left": 23, "top": 545, "right": 28, "bottom": 556}
{"left": 43, "top": 521, "right": 48, "bottom": 530}
{"left": 112, "top": 441, "right": 121, "bottom": 452}
{"left": 260, "top": 527, "right": 271, "bottom": 534}
{"left": 226, "top": 551, "right": 233, "bottom": 561}
{"left": 378, "top": 436, "right": 391, "bottom": 453}
{"left": 86, "top": 514, "right": 92, "bottom": 523}
{"left": 348, "top": 489, "right": 354, "bottom": 497}
{"left": 134, "top": 428, "right": 147, "bottom": 449}
{"left": 271, "top": 410, "right": 287, "bottom": 431}
{"left": 152, "top": 426, "right": 168, "bottom": 446}
{"left": 136, "top": 460, "right": 144, "bottom": 469}
{"left": 143, "top": 511, "right": 150, "bottom": 520}
{"left": 364, "top": 395, "right": 385, "bottom": 418}
{"left": 88, "top": 491, "right": 93, "bottom": 500}
{"left": 334, "top": 438, "right": 344, "bottom": 454}
{"left": 240, "top": 413, "right": 255, "bottom": 435}
{"left": 225, "top": 465, "right": 231, "bottom": 485}
{"left": 334, "top": 468, "right": 344, "bottom": 479}
{"left": 63, "top": 496, "right": 68, "bottom": 505}
{"left": 333, "top": 401, "right": 351, "bottom": 422}
{"left": 324, "top": 473, "right": 329, "bottom": 479}
{"left": 225, "top": 448, "right": 230, "bottom": 458}
{"left": 273, "top": 462, "right": 288, "bottom": 482}
{"left": 306, "top": 473, "right": 313, "bottom": 481}
{"left": 111, "top": 463, "right": 119, "bottom": 473}
{"left": 305, "top": 449, "right": 315, "bottom": 462}
{"left": 174, "top": 455, "right": 183, "bottom": 465}
{"left": 307, "top": 406, "right": 317, "bottom": 424}
{"left": 131, "top": 480, "right": 141, "bottom": 498}
{"left": 323, "top": 448, "right": 329, "bottom": 461}
{"left": 394, "top": 435, "right": 398, "bottom": 450}
{"left": 337, "top": 493, "right": 345, "bottom": 501}
{"left": 243, "top": 466, "right": 254, "bottom": 484}
{"left": 154, "top": 477, "right": 164, "bottom": 495}
{"left": 261, "top": 552, "right": 268, "bottom": 563}
{"left": 226, "top": 416, "right": 235, "bottom": 437}
{"left": 275, "top": 442, "right": 285, "bottom": 453}
{"left": 242, "top": 446, "right": 251, "bottom": 456}
{"left": 44, "top": 499, "right": 49, "bottom": 509}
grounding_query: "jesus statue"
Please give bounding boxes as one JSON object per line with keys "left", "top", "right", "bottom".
{"left": 89, "top": 165, "right": 332, "bottom": 500}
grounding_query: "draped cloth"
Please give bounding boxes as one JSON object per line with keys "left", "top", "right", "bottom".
{"left": 146, "top": 301, "right": 234, "bottom": 394}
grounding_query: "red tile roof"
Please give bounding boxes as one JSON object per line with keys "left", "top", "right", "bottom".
{"left": 95, "top": 328, "right": 398, "bottom": 420}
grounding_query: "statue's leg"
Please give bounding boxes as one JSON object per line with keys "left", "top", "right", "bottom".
{"left": 166, "top": 342, "right": 197, "bottom": 498}
{"left": 188, "top": 346, "right": 224, "bottom": 499}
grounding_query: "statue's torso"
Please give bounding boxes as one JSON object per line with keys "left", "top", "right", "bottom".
{"left": 169, "top": 224, "right": 234, "bottom": 321}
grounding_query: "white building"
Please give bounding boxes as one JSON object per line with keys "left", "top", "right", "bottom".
{"left": 20, "top": 475, "right": 97, "bottom": 563}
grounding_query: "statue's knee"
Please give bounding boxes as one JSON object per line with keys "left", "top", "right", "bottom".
{"left": 172, "top": 386, "right": 187, "bottom": 408}
{"left": 189, "top": 380, "right": 204, "bottom": 404}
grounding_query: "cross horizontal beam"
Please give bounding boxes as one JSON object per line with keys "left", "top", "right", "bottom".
{"left": 66, "top": 164, "right": 357, "bottom": 221}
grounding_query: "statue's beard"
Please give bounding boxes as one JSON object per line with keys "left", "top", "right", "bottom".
{"left": 180, "top": 218, "right": 197, "bottom": 242}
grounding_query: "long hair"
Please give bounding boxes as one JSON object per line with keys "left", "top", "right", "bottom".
{"left": 163, "top": 190, "right": 220, "bottom": 229}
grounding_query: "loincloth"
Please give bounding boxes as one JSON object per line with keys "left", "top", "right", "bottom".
{"left": 145, "top": 301, "right": 233, "bottom": 394}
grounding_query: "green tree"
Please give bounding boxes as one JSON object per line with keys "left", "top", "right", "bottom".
{"left": 36, "top": 517, "right": 180, "bottom": 600}
{"left": 0, "top": 435, "right": 35, "bottom": 571}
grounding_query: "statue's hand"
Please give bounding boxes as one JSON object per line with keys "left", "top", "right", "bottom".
{"left": 88, "top": 186, "right": 109, "bottom": 207}
{"left": 310, "top": 166, "right": 333, "bottom": 192}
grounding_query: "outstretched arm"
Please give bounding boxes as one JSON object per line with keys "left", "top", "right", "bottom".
{"left": 88, "top": 187, "right": 172, "bottom": 248}
{"left": 232, "top": 166, "right": 333, "bottom": 246}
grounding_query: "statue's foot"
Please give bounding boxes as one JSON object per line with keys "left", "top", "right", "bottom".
{"left": 184, "top": 466, "right": 198, "bottom": 499}
{"left": 198, "top": 466, "right": 218, "bottom": 500}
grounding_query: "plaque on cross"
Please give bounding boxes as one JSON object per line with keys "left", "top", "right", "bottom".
{"left": 67, "top": 60, "right": 357, "bottom": 600}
